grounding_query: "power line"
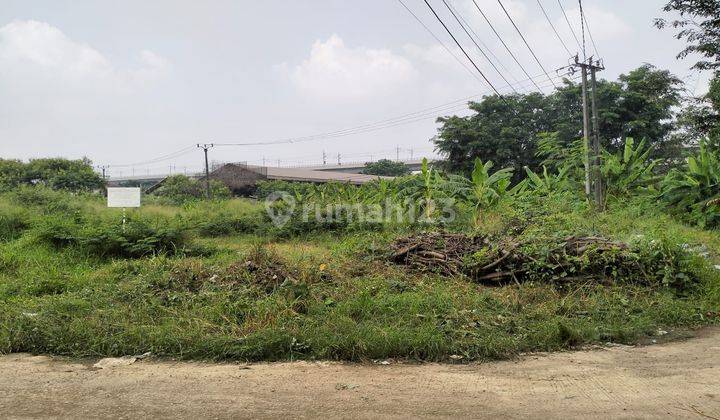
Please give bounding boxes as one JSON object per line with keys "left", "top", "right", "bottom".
{"left": 580, "top": 1, "right": 600, "bottom": 59}
{"left": 558, "top": 0, "right": 582, "bottom": 56}
{"left": 446, "top": 0, "right": 522, "bottom": 88}
{"left": 395, "top": 0, "right": 486, "bottom": 86}
{"left": 536, "top": 0, "right": 572, "bottom": 56}
{"left": 108, "top": 146, "right": 196, "bottom": 168}
{"left": 470, "top": 0, "right": 542, "bottom": 91}
{"left": 105, "top": 72, "right": 578, "bottom": 168}
{"left": 496, "top": 0, "right": 557, "bottom": 88}
{"left": 578, "top": 0, "right": 587, "bottom": 60}
{"left": 440, "top": 0, "right": 518, "bottom": 93}
{"left": 421, "top": 0, "right": 504, "bottom": 98}
{"left": 214, "top": 73, "right": 574, "bottom": 147}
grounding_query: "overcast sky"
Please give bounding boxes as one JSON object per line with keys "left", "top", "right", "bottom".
{"left": 0, "top": 0, "right": 713, "bottom": 176}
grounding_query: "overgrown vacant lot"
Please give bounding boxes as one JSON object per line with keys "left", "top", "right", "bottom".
{"left": 0, "top": 184, "right": 719, "bottom": 362}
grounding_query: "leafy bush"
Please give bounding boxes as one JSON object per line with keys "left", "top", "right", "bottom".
{"left": 0, "top": 158, "right": 104, "bottom": 192}
{"left": 361, "top": 159, "right": 411, "bottom": 176}
{"left": 0, "top": 206, "right": 27, "bottom": 242}
{"left": 660, "top": 141, "right": 720, "bottom": 227}
{"left": 153, "top": 175, "right": 231, "bottom": 204}
{"left": 31, "top": 213, "right": 192, "bottom": 258}
{"left": 603, "top": 138, "right": 659, "bottom": 197}
{"left": 514, "top": 166, "right": 574, "bottom": 198}
{"left": 196, "top": 211, "right": 267, "bottom": 236}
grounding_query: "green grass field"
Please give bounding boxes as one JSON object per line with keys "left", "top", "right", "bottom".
{"left": 0, "top": 187, "right": 718, "bottom": 362}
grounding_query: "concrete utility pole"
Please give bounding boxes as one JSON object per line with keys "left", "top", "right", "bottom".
{"left": 579, "top": 62, "right": 591, "bottom": 196}
{"left": 197, "top": 143, "right": 214, "bottom": 200}
{"left": 590, "top": 60, "right": 603, "bottom": 208}
{"left": 573, "top": 55, "right": 605, "bottom": 208}
{"left": 396, "top": 146, "right": 400, "bottom": 162}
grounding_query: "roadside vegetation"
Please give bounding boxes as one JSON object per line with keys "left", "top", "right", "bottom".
{"left": 0, "top": 0, "right": 719, "bottom": 362}
{"left": 1, "top": 146, "right": 719, "bottom": 361}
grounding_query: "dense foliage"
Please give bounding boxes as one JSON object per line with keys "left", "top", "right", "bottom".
{"left": 434, "top": 65, "right": 684, "bottom": 176}
{"left": 361, "top": 159, "right": 411, "bottom": 176}
{"left": 656, "top": 0, "right": 720, "bottom": 71}
{"left": 153, "top": 175, "right": 231, "bottom": 204}
{"left": 656, "top": 0, "right": 720, "bottom": 149}
{"left": 0, "top": 158, "right": 104, "bottom": 192}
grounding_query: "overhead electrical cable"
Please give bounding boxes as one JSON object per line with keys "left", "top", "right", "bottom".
{"left": 557, "top": 0, "right": 583, "bottom": 56}
{"left": 420, "top": 0, "right": 504, "bottom": 99}
{"left": 446, "top": 0, "right": 522, "bottom": 88}
{"left": 440, "top": 0, "right": 518, "bottom": 93}
{"left": 496, "top": 0, "right": 557, "bottom": 88}
{"left": 536, "top": 0, "right": 572, "bottom": 56}
{"left": 214, "top": 74, "right": 577, "bottom": 147}
{"left": 106, "top": 72, "right": 577, "bottom": 168}
{"left": 580, "top": 1, "right": 600, "bottom": 59}
{"left": 470, "top": 0, "right": 542, "bottom": 91}
{"left": 578, "top": 0, "right": 587, "bottom": 60}
{"left": 395, "top": 0, "right": 486, "bottom": 86}
{"left": 108, "top": 145, "right": 197, "bottom": 168}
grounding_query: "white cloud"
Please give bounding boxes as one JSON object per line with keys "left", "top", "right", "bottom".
{"left": 279, "top": 34, "right": 418, "bottom": 101}
{"left": 0, "top": 20, "right": 172, "bottom": 161}
{"left": 0, "top": 20, "right": 169, "bottom": 95}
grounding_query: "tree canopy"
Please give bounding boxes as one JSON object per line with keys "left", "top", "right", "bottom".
{"left": 655, "top": 0, "right": 720, "bottom": 71}
{"left": 434, "top": 65, "right": 685, "bottom": 176}
{"left": 0, "top": 158, "right": 104, "bottom": 192}
{"left": 656, "top": 0, "right": 720, "bottom": 148}
{"left": 361, "top": 159, "right": 411, "bottom": 176}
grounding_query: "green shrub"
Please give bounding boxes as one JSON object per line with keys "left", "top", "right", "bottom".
{"left": 0, "top": 206, "right": 27, "bottom": 242}
{"left": 0, "top": 157, "right": 104, "bottom": 192}
{"left": 153, "top": 175, "right": 230, "bottom": 204}
{"left": 659, "top": 141, "right": 720, "bottom": 227}
{"left": 196, "top": 211, "right": 267, "bottom": 237}
{"left": 31, "top": 213, "right": 192, "bottom": 258}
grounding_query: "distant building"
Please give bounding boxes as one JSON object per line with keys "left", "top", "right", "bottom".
{"left": 145, "top": 163, "right": 391, "bottom": 195}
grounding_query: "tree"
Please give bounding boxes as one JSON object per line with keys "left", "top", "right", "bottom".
{"left": 656, "top": 0, "right": 720, "bottom": 148}
{"left": 655, "top": 0, "right": 720, "bottom": 71}
{"left": 153, "top": 175, "right": 230, "bottom": 203}
{"left": 435, "top": 92, "right": 554, "bottom": 178}
{"left": 434, "top": 66, "right": 684, "bottom": 175}
{"left": 0, "top": 157, "right": 104, "bottom": 192}
{"left": 0, "top": 159, "right": 26, "bottom": 191}
{"left": 361, "top": 159, "right": 411, "bottom": 176}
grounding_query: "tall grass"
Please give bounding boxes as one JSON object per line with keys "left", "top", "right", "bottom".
{"left": 0, "top": 188, "right": 718, "bottom": 361}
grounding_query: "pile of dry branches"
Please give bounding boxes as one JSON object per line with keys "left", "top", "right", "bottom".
{"left": 390, "top": 232, "right": 630, "bottom": 284}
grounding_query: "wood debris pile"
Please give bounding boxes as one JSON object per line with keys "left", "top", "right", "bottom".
{"left": 391, "top": 232, "right": 632, "bottom": 284}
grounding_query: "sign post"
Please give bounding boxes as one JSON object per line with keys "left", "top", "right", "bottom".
{"left": 107, "top": 188, "right": 142, "bottom": 232}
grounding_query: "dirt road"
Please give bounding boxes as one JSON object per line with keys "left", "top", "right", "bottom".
{"left": 1, "top": 329, "right": 719, "bottom": 419}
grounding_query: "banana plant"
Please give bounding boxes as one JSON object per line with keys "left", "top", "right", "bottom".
{"left": 602, "top": 137, "right": 659, "bottom": 196}
{"left": 450, "top": 158, "right": 512, "bottom": 225}
{"left": 407, "top": 158, "right": 444, "bottom": 219}
{"left": 660, "top": 140, "right": 720, "bottom": 227}
{"left": 368, "top": 178, "right": 398, "bottom": 206}
{"left": 514, "top": 165, "right": 572, "bottom": 197}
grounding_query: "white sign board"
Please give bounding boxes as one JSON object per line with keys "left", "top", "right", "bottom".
{"left": 107, "top": 187, "right": 141, "bottom": 208}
